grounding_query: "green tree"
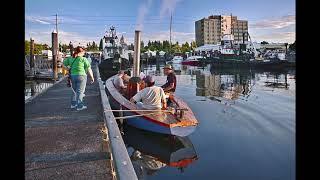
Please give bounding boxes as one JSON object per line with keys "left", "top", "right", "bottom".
{"left": 25, "top": 40, "right": 30, "bottom": 55}
{"left": 261, "top": 41, "right": 269, "bottom": 44}
{"left": 99, "top": 39, "right": 103, "bottom": 51}
{"left": 140, "top": 41, "right": 146, "bottom": 53}
{"left": 191, "top": 41, "right": 197, "bottom": 50}
{"left": 128, "top": 43, "right": 134, "bottom": 50}
{"left": 92, "top": 41, "right": 97, "bottom": 51}
{"left": 181, "top": 42, "right": 191, "bottom": 53}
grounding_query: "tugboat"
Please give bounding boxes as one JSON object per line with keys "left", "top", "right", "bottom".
{"left": 98, "top": 26, "right": 131, "bottom": 81}
{"left": 213, "top": 34, "right": 255, "bottom": 61}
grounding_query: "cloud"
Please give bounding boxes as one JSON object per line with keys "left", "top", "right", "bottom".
{"left": 25, "top": 29, "right": 101, "bottom": 46}
{"left": 35, "top": 19, "right": 51, "bottom": 25}
{"left": 251, "top": 32, "right": 295, "bottom": 43}
{"left": 26, "top": 15, "right": 82, "bottom": 25}
{"left": 25, "top": 15, "right": 53, "bottom": 24}
{"left": 250, "top": 15, "right": 295, "bottom": 29}
{"left": 160, "top": 0, "right": 183, "bottom": 19}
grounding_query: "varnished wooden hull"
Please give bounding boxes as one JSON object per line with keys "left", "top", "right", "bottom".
{"left": 105, "top": 75, "right": 199, "bottom": 137}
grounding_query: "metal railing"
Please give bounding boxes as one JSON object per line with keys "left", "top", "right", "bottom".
{"left": 25, "top": 55, "right": 61, "bottom": 73}
{"left": 95, "top": 63, "right": 138, "bottom": 180}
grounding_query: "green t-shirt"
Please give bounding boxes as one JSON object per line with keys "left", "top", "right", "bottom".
{"left": 63, "top": 56, "right": 91, "bottom": 76}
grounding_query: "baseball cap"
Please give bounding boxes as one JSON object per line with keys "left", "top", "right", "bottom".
{"left": 163, "top": 64, "right": 173, "bottom": 70}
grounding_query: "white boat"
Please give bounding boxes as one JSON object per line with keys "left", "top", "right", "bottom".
{"left": 102, "top": 26, "right": 130, "bottom": 62}
{"left": 171, "top": 56, "right": 183, "bottom": 64}
{"left": 277, "top": 51, "right": 286, "bottom": 60}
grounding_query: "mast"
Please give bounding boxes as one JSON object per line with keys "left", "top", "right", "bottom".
{"left": 247, "top": 32, "right": 257, "bottom": 57}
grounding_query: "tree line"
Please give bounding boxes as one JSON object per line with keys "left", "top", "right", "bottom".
{"left": 127, "top": 40, "right": 198, "bottom": 54}
{"left": 25, "top": 40, "right": 50, "bottom": 55}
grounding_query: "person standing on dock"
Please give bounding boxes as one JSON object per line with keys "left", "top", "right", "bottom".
{"left": 63, "top": 46, "right": 94, "bottom": 111}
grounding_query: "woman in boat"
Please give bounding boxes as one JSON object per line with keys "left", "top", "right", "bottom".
{"left": 63, "top": 46, "right": 94, "bottom": 111}
{"left": 113, "top": 70, "right": 128, "bottom": 93}
{"left": 130, "top": 75, "right": 167, "bottom": 110}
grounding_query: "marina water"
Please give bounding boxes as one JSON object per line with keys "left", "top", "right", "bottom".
{"left": 121, "top": 63, "right": 295, "bottom": 180}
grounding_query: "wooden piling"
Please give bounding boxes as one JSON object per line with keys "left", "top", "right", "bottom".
{"left": 133, "top": 30, "right": 141, "bottom": 77}
{"left": 30, "top": 38, "right": 35, "bottom": 76}
{"left": 52, "top": 31, "right": 58, "bottom": 80}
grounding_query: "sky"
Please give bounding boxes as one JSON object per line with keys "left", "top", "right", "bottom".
{"left": 25, "top": 0, "right": 295, "bottom": 46}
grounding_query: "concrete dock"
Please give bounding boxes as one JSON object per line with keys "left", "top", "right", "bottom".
{"left": 25, "top": 68, "right": 113, "bottom": 179}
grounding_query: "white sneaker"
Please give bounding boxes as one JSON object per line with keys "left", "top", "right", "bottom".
{"left": 71, "top": 105, "right": 77, "bottom": 109}
{"left": 76, "top": 106, "right": 87, "bottom": 111}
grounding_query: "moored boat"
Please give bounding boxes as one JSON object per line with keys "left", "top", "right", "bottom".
{"left": 105, "top": 75, "right": 199, "bottom": 137}
{"left": 171, "top": 56, "right": 183, "bottom": 64}
{"left": 181, "top": 56, "right": 203, "bottom": 66}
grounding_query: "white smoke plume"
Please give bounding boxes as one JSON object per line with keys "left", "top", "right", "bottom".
{"left": 136, "top": 0, "right": 153, "bottom": 30}
{"left": 136, "top": 0, "right": 183, "bottom": 30}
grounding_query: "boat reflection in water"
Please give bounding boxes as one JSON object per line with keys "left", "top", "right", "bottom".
{"left": 122, "top": 125, "right": 198, "bottom": 178}
{"left": 193, "top": 66, "right": 293, "bottom": 102}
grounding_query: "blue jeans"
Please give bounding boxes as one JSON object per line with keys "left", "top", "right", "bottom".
{"left": 71, "top": 75, "right": 87, "bottom": 108}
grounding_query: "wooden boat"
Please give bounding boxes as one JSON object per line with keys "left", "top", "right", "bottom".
{"left": 105, "top": 75, "right": 199, "bottom": 137}
{"left": 123, "top": 125, "right": 198, "bottom": 168}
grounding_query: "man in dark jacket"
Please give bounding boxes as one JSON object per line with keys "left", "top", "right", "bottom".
{"left": 161, "top": 64, "right": 176, "bottom": 93}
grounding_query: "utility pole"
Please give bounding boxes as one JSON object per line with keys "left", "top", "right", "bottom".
{"left": 52, "top": 31, "right": 58, "bottom": 80}
{"left": 169, "top": 13, "right": 172, "bottom": 57}
{"left": 55, "top": 14, "right": 58, "bottom": 33}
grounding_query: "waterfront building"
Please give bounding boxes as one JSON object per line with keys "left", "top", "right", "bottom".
{"left": 195, "top": 14, "right": 248, "bottom": 46}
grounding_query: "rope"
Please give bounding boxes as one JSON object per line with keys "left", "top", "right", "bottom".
{"left": 104, "top": 108, "right": 188, "bottom": 112}
{"left": 105, "top": 109, "right": 172, "bottom": 112}
{"left": 114, "top": 112, "right": 164, "bottom": 120}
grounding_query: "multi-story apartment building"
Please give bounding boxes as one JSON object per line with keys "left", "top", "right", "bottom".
{"left": 195, "top": 14, "right": 248, "bottom": 46}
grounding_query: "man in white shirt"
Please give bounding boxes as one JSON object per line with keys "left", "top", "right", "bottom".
{"left": 130, "top": 75, "right": 167, "bottom": 110}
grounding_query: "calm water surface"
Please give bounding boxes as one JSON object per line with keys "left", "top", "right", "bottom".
{"left": 121, "top": 63, "right": 295, "bottom": 180}
{"left": 25, "top": 81, "right": 54, "bottom": 100}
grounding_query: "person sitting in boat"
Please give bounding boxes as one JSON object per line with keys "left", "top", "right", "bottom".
{"left": 130, "top": 75, "right": 167, "bottom": 110}
{"left": 161, "top": 64, "right": 177, "bottom": 106}
{"left": 122, "top": 70, "right": 131, "bottom": 85}
{"left": 161, "top": 64, "right": 177, "bottom": 93}
{"left": 113, "top": 70, "right": 127, "bottom": 93}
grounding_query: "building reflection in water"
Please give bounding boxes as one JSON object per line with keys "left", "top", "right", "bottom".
{"left": 122, "top": 125, "right": 198, "bottom": 179}
{"left": 138, "top": 63, "right": 293, "bottom": 101}
{"left": 195, "top": 72, "right": 251, "bottom": 100}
